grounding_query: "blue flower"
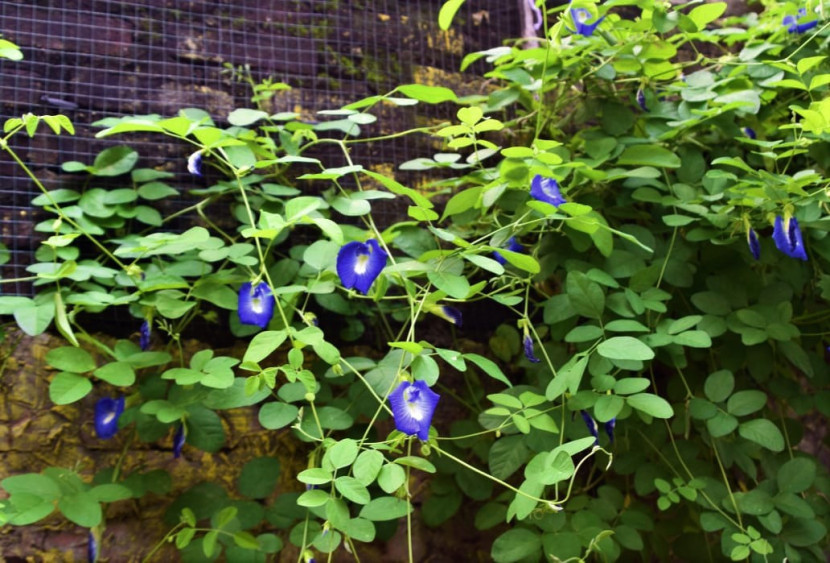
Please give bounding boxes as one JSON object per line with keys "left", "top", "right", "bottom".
{"left": 389, "top": 380, "right": 440, "bottom": 441}
{"left": 605, "top": 418, "right": 616, "bottom": 444}
{"left": 238, "top": 282, "right": 275, "bottom": 328}
{"left": 523, "top": 334, "right": 541, "bottom": 363}
{"left": 636, "top": 89, "right": 648, "bottom": 112}
{"left": 173, "top": 423, "right": 186, "bottom": 458}
{"left": 570, "top": 7, "right": 605, "bottom": 36}
{"left": 747, "top": 228, "right": 761, "bottom": 260}
{"left": 493, "top": 237, "right": 524, "bottom": 265}
{"left": 88, "top": 529, "right": 99, "bottom": 563}
{"left": 431, "top": 304, "right": 462, "bottom": 327}
{"left": 530, "top": 175, "right": 566, "bottom": 207}
{"left": 580, "top": 410, "right": 598, "bottom": 446}
{"left": 336, "top": 240, "right": 388, "bottom": 295}
{"left": 187, "top": 150, "right": 203, "bottom": 177}
{"left": 783, "top": 8, "right": 818, "bottom": 33}
{"left": 772, "top": 216, "right": 807, "bottom": 261}
{"left": 742, "top": 127, "right": 757, "bottom": 139}
{"left": 139, "top": 320, "right": 151, "bottom": 351}
{"left": 94, "top": 396, "right": 125, "bottom": 440}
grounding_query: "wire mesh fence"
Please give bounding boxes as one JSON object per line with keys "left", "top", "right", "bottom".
{"left": 0, "top": 0, "right": 520, "bottom": 296}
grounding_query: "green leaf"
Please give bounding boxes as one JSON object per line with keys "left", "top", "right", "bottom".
{"left": 465, "top": 353, "right": 512, "bottom": 387}
{"left": 687, "top": 2, "right": 726, "bottom": 31}
{"left": 488, "top": 436, "right": 528, "bottom": 480}
{"left": 353, "top": 450, "right": 385, "bottom": 486}
{"left": 777, "top": 458, "right": 816, "bottom": 494}
{"left": 49, "top": 372, "right": 93, "bottom": 405}
{"left": 359, "top": 496, "right": 411, "bottom": 520}
{"left": 704, "top": 370, "right": 734, "bottom": 403}
{"left": 258, "top": 402, "right": 299, "bottom": 429}
{"left": 238, "top": 457, "right": 281, "bottom": 499}
{"left": 617, "top": 145, "right": 680, "bottom": 168}
{"left": 566, "top": 271, "right": 605, "bottom": 320}
{"left": 91, "top": 146, "right": 138, "bottom": 176}
{"left": 626, "top": 393, "right": 673, "bottom": 418}
{"left": 297, "top": 468, "right": 332, "bottom": 486}
{"left": 46, "top": 346, "right": 96, "bottom": 372}
{"left": 2, "top": 473, "right": 61, "bottom": 499}
{"left": 597, "top": 337, "right": 655, "bottom": 361}
{"left": 228, "top": 108, "right": 269, "bottom": 126}
{"left": 185, "top": 406, "right": 226, "bottom": 452}
{"left": 726, "top": 390, "right": 767, "bottom": 417}
{"left": 396, "top": 84, "right": 457, "bottom": 104}
{"left": 327, "top": 438, "right": 359, "bottom": 470}
{"left": 14, "top": 303, "right": 54, "bottom": 336}
{"left": 58, "top": 492, "right": 102, "bottom": 527}
{"left": 438, "top": 0, "right": 467, "bottom": 30}
{"left": 427, "top": 271, "right": 470, "bottom": 299}
{"left": 243, "top": 330, "right": 288, "bottom": 364}
{"left": 498, "top": 250, "right": 540, "bottom": 274}
{"left": 491, "top": 528, "right": 542, "bottom": 563}
{"left": 377, "top": 464, "right": 405, "bottom": 494}
{"left": 335, "top": 476, "right": 371, "bottom": 504}
{"left": 739, "top": 419, "right": 784, "bottom": 452}
{"left": 93, "top": 361, "right": 135, "bottom": 386}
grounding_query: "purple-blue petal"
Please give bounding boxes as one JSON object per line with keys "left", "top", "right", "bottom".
{"left": 238, "top": 282, "right": 275, "bottom": 328}
{"left": 571, "top": 8, "right": 604, "bottom": 36}
{"left": 773, "top": 216, "right": 807, "bottom": 261}
{"left": 94, "top": 396, "right": 125, "bottom": 440}
{"left": 140, "top": 320, "right": 151, "bottom": 351}
{"left": 742, "top": 127, "right": 756, "bottom": 139}
{"left": 173, "top": 423, "right": 185, "bottom": 458}
{"left": 636, "top": 89, "right": 648, "bottom": 112}
{"left": 747, "top": 228, "right": 760, "bottom": 260}
{"left": 530, "top": 175, "right": 566, "bottom": 207}
{"left": 605, "top": 418, "right": 616, "bottom": 444}
{"left": 526, "top": 0, "right": 543, "bottom": 30}
{"left": 187, "top": 150, "right": 203, "bottom": 177}
{"left": 440, "top": 305, "right": 462, "bottom": 327}
{"left": 389, "top": 380, "right": 440, "bottom": 441}
{"left": 88, "top": 530, "right": 98, "bottom": 563}
{"left": 580, "top": 410, "right": 599, "bottom": 445}
{"left": 523, "top": 334, "right": 541, "bottom": 363}
{"left": 783, "top": 11, "right": 818, "bottom": 33}
{"left": 336, "top": 240, "right": 388, "bottom": 295}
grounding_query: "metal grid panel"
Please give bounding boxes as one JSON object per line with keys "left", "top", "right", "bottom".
{"left": 0, "top": 0, "right": 519, "bottom": 296}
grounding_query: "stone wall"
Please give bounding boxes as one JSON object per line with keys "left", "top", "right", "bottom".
{"left": 0, "top": 0, "right": 519, "bottom": 295}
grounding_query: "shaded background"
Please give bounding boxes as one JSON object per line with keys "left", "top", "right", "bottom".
{"left": 0, "top": 0, "right": 523, "bottom": 295}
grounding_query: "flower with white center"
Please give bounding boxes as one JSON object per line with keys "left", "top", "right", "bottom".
{"left": 530, "top": 175, "right": 566, "bottom": 207}
{"left": 94, "top": 396, "right": 125, "bottom": 439}
{"left": 389, "top": 380, "right": 440, "bottom": 441}
{"left": 238, "top": 281, "right": 276, "bottom": 328}
{"left": 570, "top": 6, "right": 605, "bottom": 36}
{"left": 336, "top": 240, "right": 388, "bottom": 295}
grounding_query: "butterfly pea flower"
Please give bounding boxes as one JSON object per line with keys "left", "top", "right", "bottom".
{"left": 238, "top": 281, "right": 275, "bottom": 328}
{"left": 530, "top": 175, "right": 566, "bottom": 207}
{"left": 430, "top": 304, "right": 463, "bottom": 327}
{"left": 636, "top": 89, "right": 648, "bottom": 112}
{"left": 783, "top": 8, "right": 818, "bottom": 34}
{"left": 336, "top": 240, "right": 388, "bottom": 295}
{"left": 389, "top": 380, "right": 440, "bottom": 441}
{"left": 88, "top": 528, "right": 99, "bottom": 563}
{"left": 772, "top": 215, "right": 807, "bottom": 261}
{"left": 747, "top": 228, "right": 761, "bottom": 260}
{"left": 173, "top": 423, "right": 186, "bottom": 458}
{"left": 94, "top": 397, "right": 125, "bottom": 440}
{"left": 580, "top": 410, "right": 599, "bottom": 446}
{"left": 742, "top": 127, "right": 757, "bottom": 140}
{"left": 187, "top": 150, "right": 203, "bottom": 177}
{"left": 605, "top": 418, "right": 616, "bottom": 444}
{"left": 570, "top": 7, "right": 605, "bottom": 36}
{"left": 523, "top": 332, "right": 541, "bottom": 363}
{"left": 139, "top": 320, "right": 151, "bottom": 351}
{"left": 493, "top": 237, "right": 524, "bottom": 265}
